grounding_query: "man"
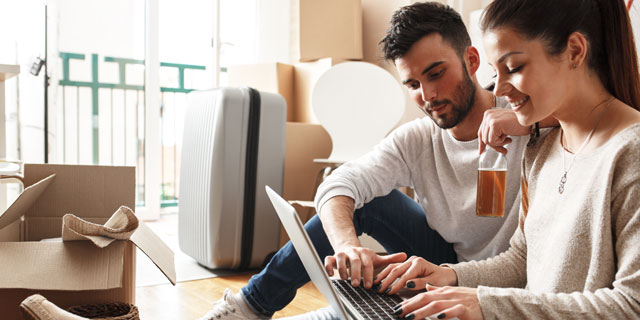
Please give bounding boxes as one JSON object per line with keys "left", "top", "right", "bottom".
{"left": 199, "top": 2, "right": 542, "bottom": 319}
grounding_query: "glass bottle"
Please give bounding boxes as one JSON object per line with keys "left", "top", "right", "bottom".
{"left": 476, "top": 148, "right": 507, "bottom": 217}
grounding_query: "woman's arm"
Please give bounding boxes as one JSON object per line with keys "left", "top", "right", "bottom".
{"left": 448, "top": 222, "right": 528, "bottom": 289}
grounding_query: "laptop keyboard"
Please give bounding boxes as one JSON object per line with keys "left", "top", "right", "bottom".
{"left": 332, "top": 279, "right": 403, "bottom": 319}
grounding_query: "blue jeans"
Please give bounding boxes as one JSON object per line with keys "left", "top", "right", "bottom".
{"left": 241, "top": 190, "right": 457, "bottom": 317}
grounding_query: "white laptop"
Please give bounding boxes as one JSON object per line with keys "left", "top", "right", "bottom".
{"left": 265, "top": 186, "right": 406, "bottom": 320}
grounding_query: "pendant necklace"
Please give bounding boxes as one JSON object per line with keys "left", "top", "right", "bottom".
{"left": 558, "top": 97, "right": 614, "bottom": 194}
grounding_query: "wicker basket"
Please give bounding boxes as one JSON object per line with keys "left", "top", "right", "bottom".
{"left": 66, "top": 302, "right": 139, "bottom": 320}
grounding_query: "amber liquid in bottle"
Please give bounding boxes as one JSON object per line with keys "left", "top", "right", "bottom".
{"left": 476, "top": 169, "right": 507, "bottom": 217}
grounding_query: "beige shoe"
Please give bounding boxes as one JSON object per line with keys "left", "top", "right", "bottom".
{"left": 20, "top": 294, "right": 88, "bottom": 320}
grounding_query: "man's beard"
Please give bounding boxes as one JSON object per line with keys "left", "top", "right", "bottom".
{"left": 425, "top": 64, "right": 476, "bottom": 129}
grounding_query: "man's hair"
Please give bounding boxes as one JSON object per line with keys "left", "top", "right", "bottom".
{"left": 380, "top": 2, "right": 471, "bottom": 62}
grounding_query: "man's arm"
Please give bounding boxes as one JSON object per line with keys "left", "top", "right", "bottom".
{"left": 319, "top": 195, "right": 407, "bottom": 289}
{"left": 314, "top": 122, "right": 422, "bottom": 288}
{"left": 318, "top": 195, "right": 359, "bottom": 252}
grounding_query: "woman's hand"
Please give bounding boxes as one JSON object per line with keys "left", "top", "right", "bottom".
{"left": 478, "top": 108, "right": 529, "bottom": 155}
{"left": 372, "top": 256, "right": 458, "bottom": 295}
{"left": 394, "top": 285, "right": 483, "bottom": 320}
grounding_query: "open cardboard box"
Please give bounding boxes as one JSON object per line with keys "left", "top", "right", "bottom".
{"left": 0, "top": 164, "right": 175, "bottom": 319}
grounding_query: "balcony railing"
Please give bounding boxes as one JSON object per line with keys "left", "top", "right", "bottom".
{"left": 57, "top": 51, "right": 206, "bottom": 208}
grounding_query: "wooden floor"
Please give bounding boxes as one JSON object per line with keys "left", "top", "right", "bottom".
{"left": 136, "top": 273, "right": 328, "bottom": 319}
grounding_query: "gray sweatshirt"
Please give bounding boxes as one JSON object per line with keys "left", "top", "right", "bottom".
{"left": 314, "top": 97, "right": 529, "bottom": 262}
{"left": 451, "top": 124, "right": 640, "bottom": 318}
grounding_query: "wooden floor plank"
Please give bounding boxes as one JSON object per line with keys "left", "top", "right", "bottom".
{"left": 136, "top": 273, "right": 328, "bottom": 319}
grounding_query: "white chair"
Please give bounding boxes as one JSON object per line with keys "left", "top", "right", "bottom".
{"left": 309, "top": 62, "right": 405, "bottom": 252}
{"left": 311, "top": 61, "right": 405, "bottom": 167}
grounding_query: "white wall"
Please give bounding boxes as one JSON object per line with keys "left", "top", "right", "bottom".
{"left": 0, "top": 0, "right": 49, "bottom": 163}
{"left": 255, "top": 0, "right": 291, "bottom": 63}
{"left": 469, "top": 9, "right": 494, "bottom": 88}
{"left": 219, "top": 0, "right": 259, "bottom": 67}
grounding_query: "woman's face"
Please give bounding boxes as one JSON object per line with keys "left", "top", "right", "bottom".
{"left": 483, "top": 27, "right": 571, "bottom": 126}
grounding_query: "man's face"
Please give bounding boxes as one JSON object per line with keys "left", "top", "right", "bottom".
{"left": 395, "top": 33, "right": 476, "bottom": 129}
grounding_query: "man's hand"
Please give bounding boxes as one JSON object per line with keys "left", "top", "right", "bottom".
{"left": 319, "top": 195, "right": 406, "bottom": 288}
{"left": 477, "top": 108, "right": 529, "bottom": 155}
{"left": 324, "top": 249, "right": 406, "bottom": 289}
{"left": 373, "top": 256, "right": 458, "bottom": 295}
{"left": 394, "top": 285, "right": 483, "bottom": 320}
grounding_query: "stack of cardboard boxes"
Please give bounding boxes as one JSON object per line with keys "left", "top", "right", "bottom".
{"left": 227, "top": 0, "right": 365, "bottom": 246}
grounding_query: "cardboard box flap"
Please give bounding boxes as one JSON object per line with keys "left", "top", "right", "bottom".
{"left": 0, "top": 174, "right": 55, "bottom": 231}
{"left": 131, "top": 221, "right": 176, "bottom": 285}
{"left": 0, "top": 241, "right": 124, "bottom": 290}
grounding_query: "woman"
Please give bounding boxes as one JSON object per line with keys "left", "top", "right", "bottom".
{"left": 372, "top": 0, "right": 640, "bottom": 319}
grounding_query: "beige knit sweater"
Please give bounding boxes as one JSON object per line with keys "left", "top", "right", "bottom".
{"left": 450, "top": 124, "right": 640, "bottom": 319}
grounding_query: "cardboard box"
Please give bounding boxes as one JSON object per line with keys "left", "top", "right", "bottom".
{"left": 291, "top": 0, "right": 363, "bottom": 62}
{"left": 280, "top": 123, "right": 332, "bottom": 247}
{"left": 227, "top": 63, "right": 295, "bottom": 121}
{"left": 0, "top": 164, "right": 175, "bottom": 319}
{"left": 293, "top": 58, "right": 348, "bottom": 123}
{"left": 283, "top": 123, "right": 332, "bottom": 202}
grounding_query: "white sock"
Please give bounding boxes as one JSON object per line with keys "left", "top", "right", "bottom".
{"left": 235, "top": 291, "right": 263, "bottom": 317}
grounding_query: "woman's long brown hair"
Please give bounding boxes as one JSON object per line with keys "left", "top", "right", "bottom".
{"left": 481, "top": 0, "right": 640, "bottom": 109}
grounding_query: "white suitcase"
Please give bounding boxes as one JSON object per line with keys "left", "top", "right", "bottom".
{"left": 178, "top": 87, "right": 286, "bottom": 269}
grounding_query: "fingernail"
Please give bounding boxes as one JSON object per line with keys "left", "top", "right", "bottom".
{"left": 384, "top": 288, "right": 391, "bottom": 294}
{"left": 406, "top": 281, "right": 415, "bottom": 288}
{"left": 365, "top": 281, "right": 371, "bottom": 288}
{"left": 404, "top": 314, "right": 415, "bottom": 320}
{"left": 437, "top": 313, "right": 446, "bottom": 319}
{"left": 373, "top": 276, "right": 377, "bottom": 281}
{"left": 372, "top": 283, "right": 381, "bottom": 290}
{"left": 393, "top": 308, "right": 402, "bottom": 315}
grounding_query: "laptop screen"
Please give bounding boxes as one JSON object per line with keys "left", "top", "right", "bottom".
{"left": 265, "top": 186, "right": 350, "bottom": 319}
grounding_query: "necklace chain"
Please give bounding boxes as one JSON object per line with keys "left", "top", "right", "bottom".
{"left": 558, "top": 96, "right": 614, "bottom": 194}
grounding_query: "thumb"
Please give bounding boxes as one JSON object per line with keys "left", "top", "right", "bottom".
{"left": 425, "top": 283, "right": 440, "bottom": 291}
{"left": 495, "top": 146, "right": 508, "bottom": 155}
{"left": 478, "top": 140, "right": 486, "bottom": 155}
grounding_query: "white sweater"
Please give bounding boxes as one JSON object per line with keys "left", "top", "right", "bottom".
{"left": 450, "top": 124, "right": 640, "bottom": 318}
{"left": 314, "top": 98, "right": 529, "bottom": 262}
